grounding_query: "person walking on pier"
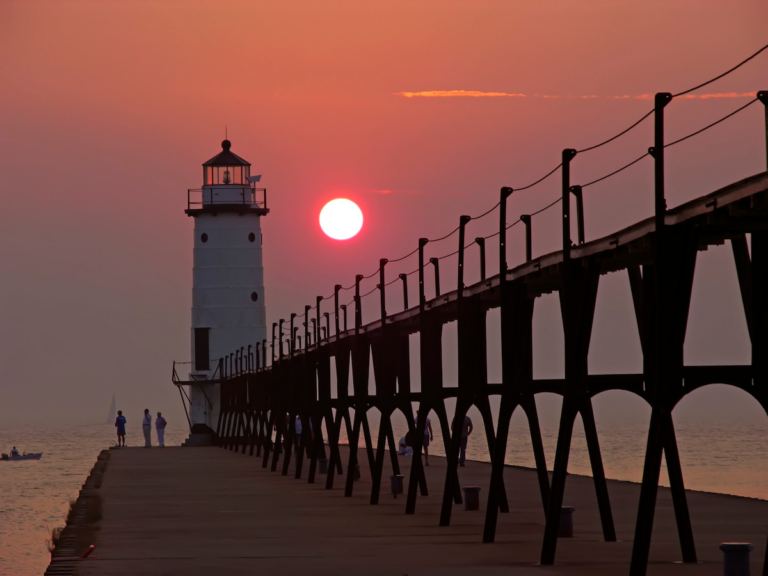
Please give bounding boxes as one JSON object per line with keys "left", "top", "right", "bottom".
{"left": 459, "top": 415, "right": 473, "bottom": 467}
{"left": 415, "top": 410, "right": 434, "bottom": 466}
{"left": 293, "top": 415, "right": 302, "bottom": 451}
{"left": 115, "top": 410, "right": 127, "bottom": 447}
{"left": 142, "top": 409, "right": 152, "bottom": 447}
{"left": 156, "top": 412, "right": 167, "bottom": 447}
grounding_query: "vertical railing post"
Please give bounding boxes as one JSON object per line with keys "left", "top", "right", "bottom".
{"left": 520, "top": 215, "right": 532, "bottom": 261}
{"left": 311, "top": 319, "right": 317, "bottom": 343}
{"left": 758, "top": 91, "right": 768, "bottom": 169}
{"left": 354, "top": 274, "right": 364, "bottom": 334}
{"left": 316, "top": 296, "right": 322, "bottom": 344}
{"left": 562, "top": 149, "right": 578, "bottom": 259}
{"left": 256, "top": 343, "right": 261, "bottom": 371}
{"left": 630, "top": 92, "right": 675, "bottom": 576}
{"left": 290, "top": 313, "right": 297, "bottom": 355}
{"left": 304, "top": 305, "right": 311, "bottom": 350}
{"left": 418, "top": 239, "right": 428, "bottom": 310}
{"left": 399, "top": 273, "right": 409, "bottom": 310}
{"left": 247, "top": 345, "right": 252, "bottom": 372}
{"left": 429, "top": 258, "right": 440, "bottom": 297}
{"left": 755, "top": 89, "right": 768, "bottom": 576}
{"left": 271, "top": 323, "right": 277, "bottom": 365}
{"left": 279, "top": 319, "right": 285, "bottom": 360}
{"left": 651, "top": 93, "right": 672, "bottom": 237}
{"left": 334, "top": 285, "right": 342, "bottom": 336}
{"left": 540, "top": 150, "right": 577, "bottom": 566}
{"left": 457, "top": 215, "right": 471, "bottom": 292}
{"left": 262, "top": 339, "right": 267, "bottom": 369}
{"left": 499, "top": 187, "right": 513, "bottom": 280}
{"left": 293, "top": 328, "right": 298, "bottom": 352}
{"left": 378, "top": 259, "right": 388, "bottom": 321}
{"left": 475, "top": 237, "right": 486, "bottom": 281}
{"left": 570, "top": 185, "right": 585, "bottom": 245}
{"left": 323, "top": 313, "right": 330, "bottom": 340}
{"left": 340, "top": 305, "right": 348, "bottom": 331}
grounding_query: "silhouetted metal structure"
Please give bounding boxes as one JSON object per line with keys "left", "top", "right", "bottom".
{"left": 178, "top": 91, "right": 768, "bottom": 576}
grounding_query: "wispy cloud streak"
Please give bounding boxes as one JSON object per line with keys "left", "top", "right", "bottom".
{"left": 396, "top": 90, "right": 526, "bottom": 98}
{"left": 395, "top": 90, "right": 757, "bottom": 100}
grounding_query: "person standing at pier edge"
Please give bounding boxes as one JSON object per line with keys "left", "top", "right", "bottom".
{"left": 142, "top": 409, "right": 152, "bottom": 447}
{"left": 156, "top": 412, "right": 167, "bottom": 447}
{"left": 294, "top": 415, "right": 302, "bottom": 451}
{"left": 115, "top": 410, "right": 127, "bottom": 447}
{"left": 459, "top": 415, "right": 473, "bottom": 467}
{"left": 415, "top": 410, "right": 434, "bottom": 466}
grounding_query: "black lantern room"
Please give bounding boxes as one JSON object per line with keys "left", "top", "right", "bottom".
{"left": 203, "top": 140, "right": 251, "bottom": 186}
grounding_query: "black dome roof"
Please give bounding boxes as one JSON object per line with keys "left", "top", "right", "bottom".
{"left": 202, "top": 140, "right": 251, "bottom": 167}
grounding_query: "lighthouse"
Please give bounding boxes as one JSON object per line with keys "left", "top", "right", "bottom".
{"left": 184, "top": 139, "right": 268, "bottom": 435}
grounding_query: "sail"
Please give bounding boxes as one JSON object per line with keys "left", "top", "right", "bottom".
{"left": 106, "top": 394, "right": 116, "bottom": 424}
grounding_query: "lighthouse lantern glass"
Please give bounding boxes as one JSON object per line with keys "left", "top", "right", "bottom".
{"left": 204, "top": 165, "right": 250, "bottom": 186}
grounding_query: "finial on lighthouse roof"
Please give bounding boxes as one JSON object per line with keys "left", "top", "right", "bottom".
{"left": 222, "top": 139, "right": 231, "bottom": 151}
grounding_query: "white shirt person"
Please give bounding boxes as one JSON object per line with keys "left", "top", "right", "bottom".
{"left": 142, "top": 409, "right": 152, "bottom": 447}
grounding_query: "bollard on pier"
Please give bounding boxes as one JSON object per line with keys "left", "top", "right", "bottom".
{"left": 462, "top": 486, "right": 481, "bottom": 511}
{"left": 720, "top": 542, "right": 752, "bottom": 576}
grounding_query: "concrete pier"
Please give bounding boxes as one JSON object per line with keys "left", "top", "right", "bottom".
{"left": 77, "top": 446, "right": 767, "bottom": 575}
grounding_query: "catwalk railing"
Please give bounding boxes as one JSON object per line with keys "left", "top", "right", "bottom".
{"left": 178, "top": 53, "right": 768, "bottom": 576}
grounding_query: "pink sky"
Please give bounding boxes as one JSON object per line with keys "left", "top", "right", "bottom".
{"left": 0, "top": 0, "right": 767, "bottom": 427}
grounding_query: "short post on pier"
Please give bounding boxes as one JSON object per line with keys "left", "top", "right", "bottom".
{"left": 720, "top": 542, "right": 752, "bottom": 576}
{"left": 462, "top": 486, "right": 481, "bottom": 511}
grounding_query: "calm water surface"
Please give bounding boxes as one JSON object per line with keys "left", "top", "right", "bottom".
{"left": 0, "top": 424, "right": 188, "bottom": 576}
{"left": 2, "top": 418, "right": 767, "bottom": 575}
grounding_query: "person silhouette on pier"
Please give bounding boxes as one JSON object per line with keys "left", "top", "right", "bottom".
{"left": 142, "top": 409, "right": 152, "bottom": 447}
{"left": 115, "top": 411, "right": 127, "bottom": 447}
{"left": 156, "top": 412, "right": 167, "bottom": 447}
{"left": 415, "top": 410, "right": 434, "bottom": 466}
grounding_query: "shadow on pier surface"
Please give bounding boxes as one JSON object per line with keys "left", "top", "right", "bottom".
{"left": 79, "top": 446, "right": 766, "bottom": 575}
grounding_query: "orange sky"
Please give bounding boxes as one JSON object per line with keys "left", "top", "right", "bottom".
{"left": 0, "top": 0, "right": 767, "bottom": 426}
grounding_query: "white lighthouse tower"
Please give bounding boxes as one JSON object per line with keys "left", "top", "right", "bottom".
{"left": 185, "top": 139, "right": 268, "bottom": 435}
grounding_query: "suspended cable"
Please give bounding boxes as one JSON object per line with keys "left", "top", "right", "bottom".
{"left": 470, "top": 201, "right": 500, "bottom": 221}
{"left": 673, "top": 43, "right": 768, "bottom": 98}
{"left": 577, "top": 109, "right": 654, "bottom": 154}
{"left": 580, "top": 97, "right": 759, "bottom": 190}
{"left": 428, "top": 225, "right": 460, "bottom": 243}
{"left": 530, "top": 196, "right": 562, "bottom": 217}
{"left": 665, "top": 98, "right": 758, "bottom": 148}
{"left": 581, "top": 153, "right": 650, "bottom": 189}
{"left": 515, "top": 163, "right": 562, "bottom": 191}
{"left": 388, "top": 246, "right": 419, "bottom": 263}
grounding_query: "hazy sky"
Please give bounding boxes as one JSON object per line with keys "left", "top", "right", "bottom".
{"left": 1, "top": 1, "right": 767, "bottom": 429}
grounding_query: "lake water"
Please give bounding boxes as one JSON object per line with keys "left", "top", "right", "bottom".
{"left": 3, "top": 415, "right": 767, "bottom": 576}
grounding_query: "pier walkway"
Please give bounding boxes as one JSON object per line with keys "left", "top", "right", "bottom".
{"left": 80, "top": 446, "right": 766, "bottom": 575}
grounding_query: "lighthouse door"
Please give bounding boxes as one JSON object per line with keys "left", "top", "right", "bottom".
{"left": 194, "top": 328, "right": 210, "bottom": 371}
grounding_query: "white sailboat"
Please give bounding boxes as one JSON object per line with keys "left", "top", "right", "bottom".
{"left": 106, "top": 394, "right": 116, "bottom": 424}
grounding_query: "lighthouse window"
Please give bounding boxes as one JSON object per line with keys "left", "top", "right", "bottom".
{"left": 251, "top": 292, "right": 258, "bottom": 302}
{"left": 201, "top": 233, "right": 208, "bottom": 243}
{"left": 248, "top": 233, "right": 256, "bottom": 242}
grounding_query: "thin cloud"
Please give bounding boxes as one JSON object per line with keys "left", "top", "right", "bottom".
{"left": 396, "top": 91, "right": 757, "bottom": 100}
{"left": 395, "top": 90, "right": 526, "bottom": 98}
{"left": 366, "top": 188, "right": 425, "bottom": 195}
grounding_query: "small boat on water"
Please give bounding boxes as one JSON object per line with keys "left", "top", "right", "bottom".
{"left": 1, "top": 453, "right": 43, "bottom": 461}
